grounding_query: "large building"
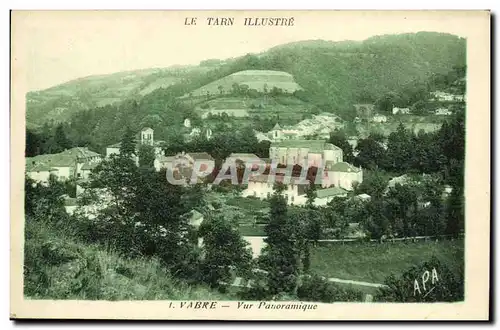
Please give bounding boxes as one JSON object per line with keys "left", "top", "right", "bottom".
{"left": 324, "top": 161, "right": 363, "bottom": 191}
{"left": 26, "top": 147, "right": 102, "bottom": 183}
{"left": 269, "top": 140, "right": 343, "bottom": 167}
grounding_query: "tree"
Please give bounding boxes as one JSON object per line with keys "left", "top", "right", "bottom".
{"left": 355, "top": 170, "right": 388, "bottom": 199}
{"left": 445, "top": 185, "right": 464, "bottom": 238}
{"left": 375, "top": 92, "right": 401, "bottom": 114}
{"left": 138, "top": 144, "right": 156, "bottom": 169}
{"left": 198, "top": 215, "right": 253, "bottom": 288}
{"left": 54, "top": 124, "right": 72, "bottom": 152}
{"left": 329, "top": 130, "right": 354, "bottom": 163}
{"left": 354, "top": 134, "right": 387, "bottom": 170}
{"left": 259, "top": 182, "right": 300, "bottom": 295}
{"left": 120, "top": 126, "right": 137, "bottom": 157}
{"left": 386, "top": 123, "right": 412, "bottom": 172}
{"left": 385, "top": 183, "right": 419, "bottom": 237}
{"left": 363, "top": 198, "right": 389, "bottom": 240}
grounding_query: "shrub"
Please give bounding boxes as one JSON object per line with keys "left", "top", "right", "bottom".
{"left": 297, "top": 274, "right": 364, "bottom": 302}
{"left": 375, "top": 256, "right": 464, "bottom": 302}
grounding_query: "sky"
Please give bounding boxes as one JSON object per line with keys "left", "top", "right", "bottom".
{"left": 11, "top": 10, "right": 475, "bottom": 91}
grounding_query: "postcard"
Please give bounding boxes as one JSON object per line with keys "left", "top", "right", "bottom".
{"left": 10, "top": 10, "right": 490, "bottom": 320}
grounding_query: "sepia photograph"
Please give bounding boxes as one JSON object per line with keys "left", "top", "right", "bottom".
{"left": 10, "top": 10, "right": 490, "bottom": 320}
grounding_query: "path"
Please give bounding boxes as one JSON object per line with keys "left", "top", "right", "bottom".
{"left": 225, "top": 275, "right": 387, "bottom": 289}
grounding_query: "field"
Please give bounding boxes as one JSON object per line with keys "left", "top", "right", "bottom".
{"left": 309, "top": 239, "right": 464, "bottom": 284}
{"left": 187, "top": 70, "right": 303, "bottom": 97}
{"left": 193, "top": 95, "right": 314, "bottom": 124}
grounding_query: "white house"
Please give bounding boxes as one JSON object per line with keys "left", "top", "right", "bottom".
{"left": 313, "top": 186, "right": 349, "bottom": 206}
{"left": 435, "top": 108, "right": 452, "bottom": 116}
{"left": 431, "top": 91, "right": 464, "bottom": 102}
{"left": 269, "top": 123, "right": 283, "bottom": 141}
{"left": 324, "top": 161, "right": 363, "bottom": 191}
{"left": 392, "top": 107, "right": 411, "bottom": 115}
{"left": 371, "top": 114, "right": 388, "bottom": 123}
{"left": 242, "top": 175, "right": 310, "bottom": 206}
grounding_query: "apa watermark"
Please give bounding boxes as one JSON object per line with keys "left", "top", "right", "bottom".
{"left": 165, "top": 157, "right": 328, "bottom": 186}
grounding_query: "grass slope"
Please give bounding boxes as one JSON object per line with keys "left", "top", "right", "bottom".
{"left": 24, "top": 219, "right": 233, "bottom": 301}
{"left": 310, "top": 239, "right": 464, "bottom": 284}
{"left": 185, "top": 70, "right": 303, "bottom": 98}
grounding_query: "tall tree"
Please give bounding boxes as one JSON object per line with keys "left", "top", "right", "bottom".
{"left": 53, "top": 124, "right": 72, "bottom": 152}
{"left": 138, "top": 144, "right": 156, "bottom": 169}
{"left": 198, "top": 214, "right": 253, "bottom": 289}
{"left": 386, "top": 123, "right": 412, "bottom": 172}
{"left": 260, "top": 182, "right": 300, "bottom": 295}
{"left": 329, "top": 130, "right": 354, "bottom": 163}
{"left": 120, "top": 126, "right": 137, "bottom": 158}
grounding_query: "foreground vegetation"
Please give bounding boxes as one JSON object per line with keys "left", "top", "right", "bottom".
{"left": 24, "top": 219, "right": 232, "bottom": 300}
{"left": 310, "top": 239, "right": 464, "bottom": 283}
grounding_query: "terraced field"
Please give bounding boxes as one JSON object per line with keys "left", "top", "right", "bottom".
{"left": 187, "top": 70, "right": 303, "bottom": 97}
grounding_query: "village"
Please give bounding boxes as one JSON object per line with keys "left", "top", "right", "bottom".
{"left": 25, "top": 95, "right": 459, "bottom": 259}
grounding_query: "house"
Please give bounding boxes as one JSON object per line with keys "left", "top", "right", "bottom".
{"left": 106, "top": 127, "right": 166, "bottom": 159}
{"left": 435, "top": 108, "right": 452, "bottom": 116}
{"left": 371, "top": 114, "right": 387, "bottom": 123}
{"left": 431, "top": 91, "right": 464, "bottom": 102}
{"left": 26, "top": 163, "right": 58, "bottom": 183}
{"left": 353, "top": 193, "right": 371, "bottom": 202}
{"left": 80, "top": 162, "right": 99, "bottom": 180}
{"left": 64, "top": 197, "right": 78, "bottom": 215}
{"left": 269, "top": 140, "right": 343, "bottom": 167}
{"left": 184, "top": 209, "right": 204, "bottom": 228}
{"left": 313, "top": 186, "right": 349, "bottom": 206}
{"left": 392, "top": 107, "right": 411, "bottom": 115}
{"left": 185, "top": 127, "right": 213, "bottom": 141}
{"left": 242, "top": 175, "right": 310, "bottom": 206}
{"left": 26, "top": 147, "right": 102, "bottom": 183}
{"left": 324, "top": 161, "right": 363, "bottom": 191}
{"left": 269, "top": 123, "right": 283, "bottom": 141}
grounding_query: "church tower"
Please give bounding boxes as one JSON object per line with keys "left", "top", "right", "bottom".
{"left": 141, "top": 127, "right": 154, "bottom": 146}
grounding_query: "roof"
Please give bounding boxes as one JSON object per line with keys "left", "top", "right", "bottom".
{"left": 316, "top": 186, "right": 348, "bottom": 198}
{"left": 326, "top": 161, "right": 361, "bottom": 173}
{"left": 141, "top": 127, "right": 154, "bottom": 132}
{"left": 270, "top": 140, "right": 341, "bottom": 153}
{"left": 81, "top": 162, "right": 99, "bottom": 170}
{"left": 188, "top": 152, "right": 214, "bottom": 161}
{"left": 354, "top": 193, "right": 371, "bottom": 200}
{"left": 272, "top": 123, "right": 281, "bottom": 130}
{"left": 26, "top": 147, "right": 101, "bottom": 171}
{"left": 387, "top": 174, "right": 411, "bottom": 188}
{"left": 28, "top": 163, "right": 56, "bottom": 172}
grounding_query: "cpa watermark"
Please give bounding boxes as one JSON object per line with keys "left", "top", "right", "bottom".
{"left": 165, "top": 157, "right": 328, "bottom": 186}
